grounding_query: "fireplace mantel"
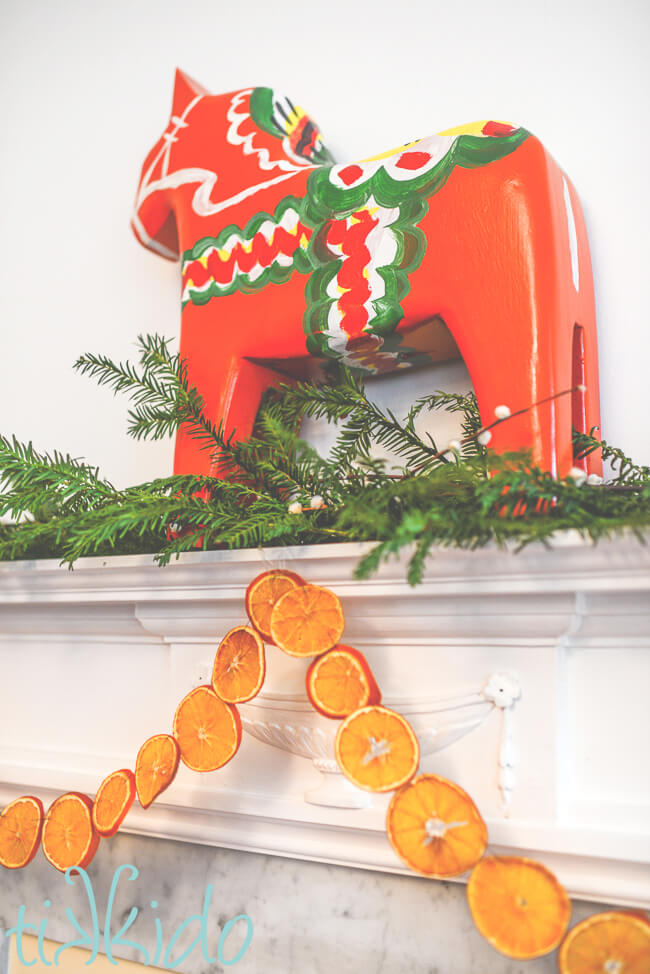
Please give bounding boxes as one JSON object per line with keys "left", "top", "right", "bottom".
{"left": 1, "top": 533, "right": 648, "bottom": 906}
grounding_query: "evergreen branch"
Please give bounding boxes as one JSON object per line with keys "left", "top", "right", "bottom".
{"left": 75, "top": 337, "right": 267, "bottom": 484}
{"left": 0, "top": 434, "right": 118, "bottom": 518}
{"left": 271, "top": 369, "right": 368, "bottom": 424}
{"left": 1, "top": 333, "right": 648, "bottom": 584}
{"left": 573, "top": 427, "right": 650, "bottom": 483}
{"left": 74, "top": 338, "right": 184, "bottom": 441}
{"left": 253, "top": 412, "right": 335, "bottom": 497}
{"left": 327, "top": 391, "right": 446, "bottom": 474}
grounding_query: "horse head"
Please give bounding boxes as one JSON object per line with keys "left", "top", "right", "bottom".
{"left": 132, "top": 69, "right": 333, "bottom": 260}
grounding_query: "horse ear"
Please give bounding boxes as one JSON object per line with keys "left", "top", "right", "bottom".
{"left": 172, "top": 68, "right": 209, "bottom": 116}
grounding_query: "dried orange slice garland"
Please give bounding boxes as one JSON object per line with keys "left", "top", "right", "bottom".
{"left": 335, "top": 704, "right": 420, "bottom": 792}
{"left": 270, "top": 583, "right": 345, "bottom": 657}
{"left": 387, "top": 774, "right": 488, "bottom": 877}
{"left": 92, "top": 769, "right": 136, "bottom": 837}
{"left": 467, "top": 855, "right": 571, "bottom": 959}
{"left": 306, "top": 645, "right": 381, "bottom": 718}
{"left": 558, "top": 910, "right": 650, "bottom": 973}
{"left": 42, "top": 793, "right": 100, "bottom": 873}
{"left": 212, "top": 625, "right": 266, "bottom": 703}
{"left": 173, "top": 685, "right": 242, "bottom": 772}
{"left": 135, "top": 734, "right": 180, "bottom": 809}
{"left": 0, "top": 796, "right": 44, "bottom": 869}
{"left": 245, "top": 568, "right": 305, "bottom": 642}
{"left": 1, "top": 567, "right": 636, "bottom": 967}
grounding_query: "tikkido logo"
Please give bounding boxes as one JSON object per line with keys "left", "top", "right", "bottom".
{"left": 6, "top": 864, "right": 253, "bottom": 967}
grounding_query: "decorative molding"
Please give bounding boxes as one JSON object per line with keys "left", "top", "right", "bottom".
{"left": 0, "top": 532, "right": 648, "bottom": 906}
{"left": 240, "top": 688, "right": 494, "bottom": 809}
{"left": 3, "top": 532, "right": 650, "bottom": 604}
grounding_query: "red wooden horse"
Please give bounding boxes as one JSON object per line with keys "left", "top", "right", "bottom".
{"left": 133, "top": 69, "right": 601, "bottom": 478}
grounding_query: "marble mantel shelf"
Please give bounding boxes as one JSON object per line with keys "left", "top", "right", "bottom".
{"left": 1, "top": 533, "right": 649, "bottom": 907}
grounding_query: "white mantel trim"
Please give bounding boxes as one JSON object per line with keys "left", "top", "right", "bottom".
{"left": 1, "top": 533, "right": 649, "bottom": 907}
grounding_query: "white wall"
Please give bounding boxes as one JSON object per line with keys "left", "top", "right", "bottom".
{"left": 0, "top": 0, "right": 648, "bottom": 488}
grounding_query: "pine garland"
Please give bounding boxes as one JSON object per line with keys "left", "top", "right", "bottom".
{"left": 0, "top": 335, "right": 648, "bottom": 584}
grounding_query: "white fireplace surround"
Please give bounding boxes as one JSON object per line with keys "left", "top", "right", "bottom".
{"left": 0, "top": 533, "right": 648, "bottom": 907}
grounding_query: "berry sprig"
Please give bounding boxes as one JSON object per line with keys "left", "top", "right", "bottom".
{"left": 286, "top": 383, "right": 600, "bottom": 512}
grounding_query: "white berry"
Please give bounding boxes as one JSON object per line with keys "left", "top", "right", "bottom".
{"left": 568, "top": 466, "right": 587, "bottom": 485}
{"left": 477, "top": 430, "right": 492, "bottom": 446}
{"left": 494, "top": 404, "right": 511, "bottom": 419}
{"left": 288, "top": 501, "right": 303, "bottom": 514}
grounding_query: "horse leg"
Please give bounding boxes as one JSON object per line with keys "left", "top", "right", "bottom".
{"left": 563, "top": 172, "right": 602, "bottom": 475}
{"left": 411, "top": 136, "right": 601, "bottom": 477}
{"left": 173, "top": 320, "right": 281, "bottom": 478}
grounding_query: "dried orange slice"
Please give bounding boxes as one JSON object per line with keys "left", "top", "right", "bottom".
{"left": 558, "top": 910, "right": 650, "bottom": 973}
{"left": 0, "top": 796, "right": 44, "bottom": 869}
{"left": 212, "top": 626, "right": 265, "bottom": 703}
{"left": 270, "top": 583, "right": 345, "bottom": 657}
{"left": 335, "top": 705, "right": 419, "bottom": 792}
{"left": 245, "top": 569, "right": 305, "bottom": 643}
{"left": 42, "top": 793, "right": 99, "bottom": 873}
{"left": 135, "top": 734, "right": 180, "bottom": 809}
{"left": 173, "top": 685, "right": 241, "bottom": 772}
{"left": 92, "top": 769, "right": 136, "bottom": 837}
{"left": 386, "top": 774, "right": 487, "bottom": 877}
{"left": 467, "top": 855, "right": 571, "bottom": 959}
{"left": 306, "top": 645, "right": 381, "bottom": 719}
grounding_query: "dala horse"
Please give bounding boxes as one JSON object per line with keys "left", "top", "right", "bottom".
{"left": 132, "top": 69, "right": 601, "bottom": 479}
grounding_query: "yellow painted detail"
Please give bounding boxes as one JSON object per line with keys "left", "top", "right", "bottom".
{"left": 286, "top": 108, "right": 303, "bottom": 132}
{"left": 437, "top": 119, "right": 512, "bottom": 136}
{"left": 359, "top": 121, "right": 514, "bottom": 165}
{"left": 360, "top": 141, "right": 419, "bottom": 163}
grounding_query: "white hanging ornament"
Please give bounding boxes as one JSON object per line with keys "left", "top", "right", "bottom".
{"left": 482, "top": 672, "right": 522, "bottom": 815}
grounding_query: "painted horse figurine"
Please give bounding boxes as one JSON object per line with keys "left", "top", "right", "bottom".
{"left": 133, "top": 69, "right": 601, "bottom": 479}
